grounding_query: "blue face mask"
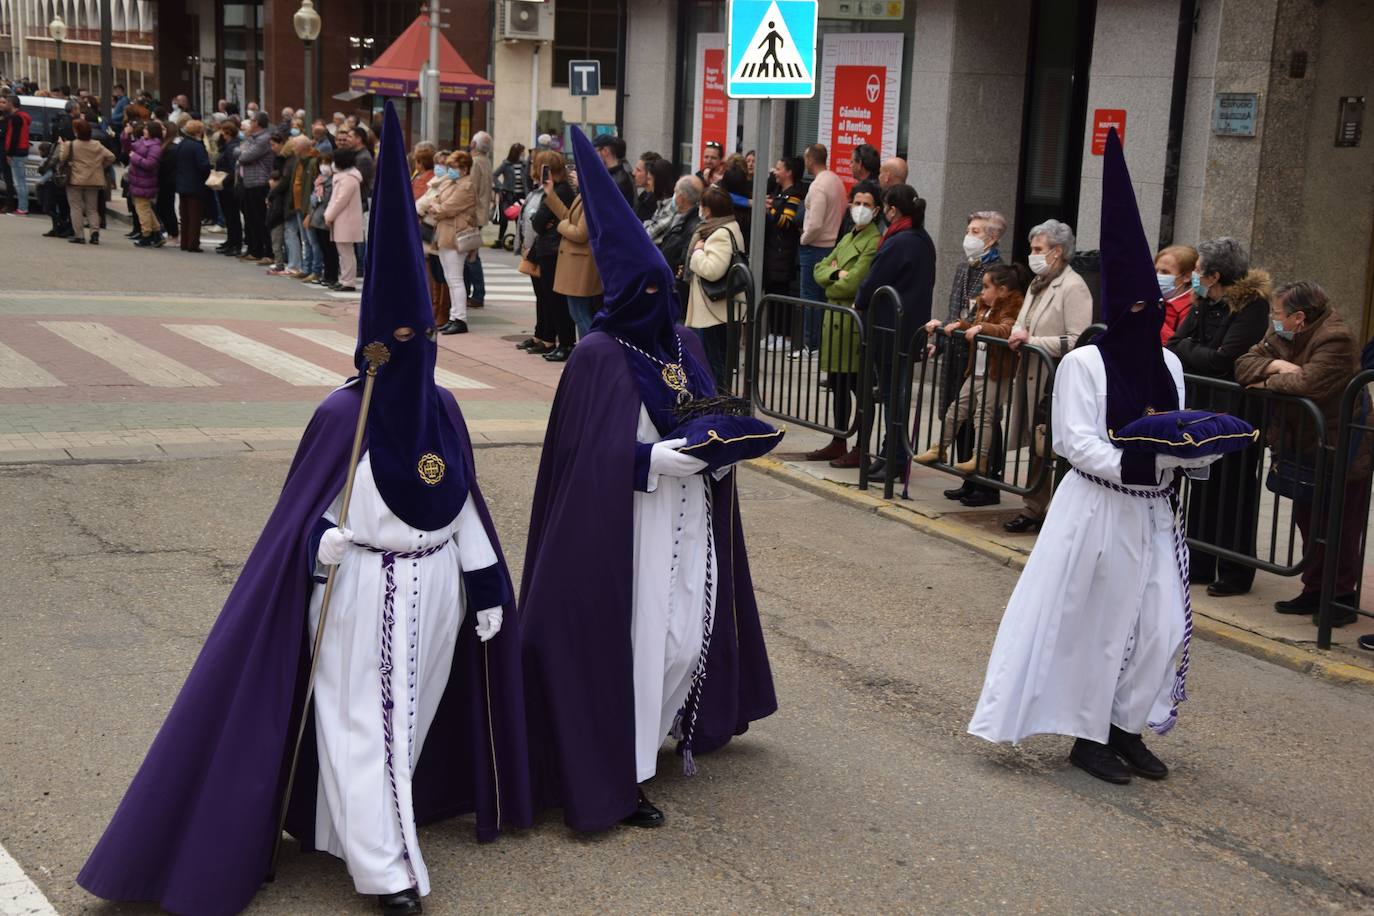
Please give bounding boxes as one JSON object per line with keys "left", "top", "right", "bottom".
{"left": 290, "top": 127, "right": 301, "bottom": 136}
{"left": 433, "top": 166, "right": 448, "bottom": 179}
{"left": 238, "top": 131, "right": 246, "bottom": 140}
{"left": 1157, "top": 273, "right": 1177, "bottom": 296}
{"left": 1191, "top": 272, "right": 1207, "bottom": 297}
{"left": 1273, "top": 318, "right": 1296, "bottom": 341}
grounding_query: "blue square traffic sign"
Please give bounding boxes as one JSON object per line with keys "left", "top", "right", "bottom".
{"left": 727, "top": 0, "right": 818, "bottom": 99}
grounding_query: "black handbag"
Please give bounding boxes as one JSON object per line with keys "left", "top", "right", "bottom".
{"left": 1265, "top": 389, "right": 1371, "bottom": 501}
{"left": 697, "top": 228, "right": 746, "bottom": 301}
{"left": 419, "top": 221, "right": 435, "bottom": 243}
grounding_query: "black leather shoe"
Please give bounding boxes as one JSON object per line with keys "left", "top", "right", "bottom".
{"left": 1003, "top": 514, "right": 1042, "bottom": 534}
{"left": 1275, "top": 592, "right": 1320, "bottom": 614}
{"left": 440, "top": 319, "right": 468, "bottom": 335}
{"left": 1107, "top": 725, "right": 1168, "bottom": 780}
{"left": 377, "top": 888, "right": 422, "bottom": 915}
{"left": 866, "top": 457, "right": 888, "bottom": 480}
{"left": 622, "top": 787, "right": 665, "bottom": 828}
{"left": 1358, "top": 634, "right": 1374, "bottom": 651}
{"left": 1206, "top": 580, "right": 1250, "bottom": 597}
{"left": 543, "top": 346, "right": 573, "bottom": 362}
{"left": 959, "top": 489, "right": 1001, "bottom": 508}
{"left": 516, "top": 337, "right": 537, "bottom": 350}
{"left": 1069, "top": 738, "right": 1132, "bottom": 784}
{"left": 944, "top": 482, "right": 975, "bottom": 501}
{"left": 1311, "top": 598, "right": 1360, "bottom": 628}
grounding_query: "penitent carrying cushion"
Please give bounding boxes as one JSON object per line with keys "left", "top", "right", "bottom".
{"left": 1108, "top": 409, "right": 1259, "bottom": 457}
{"left": 669, "top": 414, "right": 785, "bottom": 473}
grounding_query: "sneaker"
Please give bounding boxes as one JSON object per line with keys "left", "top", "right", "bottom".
{"left": 765, "top": 335, "right": 787, "bottom": 352}
{"left": 14, "top": 209, "right": 27, "bottom": 216}
{"left": 267, "top": 268, "right": 292, "bottom": 276}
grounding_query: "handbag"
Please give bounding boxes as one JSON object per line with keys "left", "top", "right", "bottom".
{"left": 205, "top": 169, "right": 227, "bottom": 190}
{"left": 1265, "top": 389, "right": 1372, "bottom": 501}
{"left": 454, "top": 227, "right": 483, "bottom": 253}
{"left": 517, "top": 256, "right": 540, "bottom": 278}
{"left": 504, "top": 201, "right": 523, "bottom": 221}
{"left": 419, "top": 221, "right": 435, "bottom": 243}
{"left": 697, "top": 228, "right": 747, "bottom": 301}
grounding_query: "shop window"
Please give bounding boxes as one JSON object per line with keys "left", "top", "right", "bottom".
{"left": 552, "top": 0, "right": 618, "bottom": 89}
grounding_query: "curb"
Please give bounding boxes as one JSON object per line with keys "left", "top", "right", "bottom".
{"left": 746, "top": 455, "right": 1374, "bottom": 692}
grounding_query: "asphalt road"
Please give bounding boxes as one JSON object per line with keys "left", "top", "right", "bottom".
{"left": 2, "top": 446, "right": 1372, "bottom": 914}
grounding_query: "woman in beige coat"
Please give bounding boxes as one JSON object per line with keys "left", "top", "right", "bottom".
{"left": 549, "top": 194, "right": 601, "bottom": 339}
{"left": 427, "top": 149, "right": 478, "bottom": 334}
{"left": 1004, "top": 218, "right": 1093, "bottom": 532}
{"left": 61, "top": 119, "right": 116, "bottom": 244}
{"left": 686, "top": 185, "right": 746, "bottom": 389}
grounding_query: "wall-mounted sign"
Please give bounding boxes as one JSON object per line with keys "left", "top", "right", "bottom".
{"left": 1213, "top": 92, "right": 1259, "bottom": 137}
{"left": 819, "top": 0, "right": 904, "bottom": 18}
{"left": 1090, "top": 109, "right": 1126, "bottom": 155}
{"left": 1336, "top": 96, "right": 1364, "bottom": 148}
{"left": 816, "top": 32, "right": 903, "bottom": 190}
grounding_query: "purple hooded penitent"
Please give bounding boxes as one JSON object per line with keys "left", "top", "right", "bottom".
{"left": 517, "top": 126, "right": 777, "bottom": 832}
{"left": 76, "top": 101, "right": 532, "bottom": 916}
{"left": 1091, "top": 127, "right": 1180, "bottom": 485}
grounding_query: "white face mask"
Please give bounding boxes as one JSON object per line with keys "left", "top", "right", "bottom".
{"left": 850, "top": 204, "right": 874, "bottom": 227}
{"left": 320, "top": 164, "right": 332, "bottom": 175}
{"left": 1028, "top": 253, "right": 1051, "bottom": 276}
{"left": 963, "top": 234, "right": 985, "bottom": 259}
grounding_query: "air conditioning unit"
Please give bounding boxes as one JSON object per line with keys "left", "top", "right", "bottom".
{"left": 499, "top": 0, "right": 555, "bottom": 42}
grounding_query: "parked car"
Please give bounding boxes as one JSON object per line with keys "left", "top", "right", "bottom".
{"left": 1, "top": 96, "right": 73, "bottom": 212}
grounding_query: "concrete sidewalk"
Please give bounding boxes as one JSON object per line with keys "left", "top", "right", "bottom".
{"left": 760, "top": 422, "right": 1374, "bottom": 684}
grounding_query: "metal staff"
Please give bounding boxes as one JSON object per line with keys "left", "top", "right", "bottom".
{"left": 267, "top": 340, "right": 391, "bottom": 881}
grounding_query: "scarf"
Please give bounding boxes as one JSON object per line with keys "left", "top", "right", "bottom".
{"left": 694, "top": 214, "right": 736, "bottom": 242}
{"left": 1028, "top": 260, "right": 1067, "bottom": 297}
{"left": 878, "top": 215, "right": 913, "bottom": 249}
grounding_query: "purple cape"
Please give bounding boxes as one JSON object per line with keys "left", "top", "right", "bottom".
{"left": 518, "top": 330, "right": 778, "bottom": 832}
{"left": 77, "top": 384, "right": 532, "bottom": 916}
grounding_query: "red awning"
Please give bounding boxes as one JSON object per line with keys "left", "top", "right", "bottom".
{"left": 349, "top": 15, "right": 494, "bottom": 103}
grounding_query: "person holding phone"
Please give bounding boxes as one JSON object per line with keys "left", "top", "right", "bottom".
{"left": 528, "top": 153, "right": 577, "bottom": 361}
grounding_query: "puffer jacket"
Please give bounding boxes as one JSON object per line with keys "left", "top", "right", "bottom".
{"left": 126, "top": 136, "right": 161, "bottom": 198}
{"left": 1167, "top": 270, "right": 1271, "bottom": 379}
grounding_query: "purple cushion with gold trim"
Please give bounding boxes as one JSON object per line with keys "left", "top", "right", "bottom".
{"left": 1109, "top": 409, "right": 1258, "bottom": 457}
{"left": 668, "top": 414, "right": 785, "bottom": 472}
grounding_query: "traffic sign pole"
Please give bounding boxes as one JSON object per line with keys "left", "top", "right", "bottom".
{"left": 581, "top": 96, "right": 588, "bottom": 135}
{"left": 748, "top": 99, "right": 771, "bottom": 316}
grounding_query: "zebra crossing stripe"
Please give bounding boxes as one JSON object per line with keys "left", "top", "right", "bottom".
{"left": 0, "top": 840, "right": 58, "bottom": 916}
{"left": 165, "top": 324, "right": 343, "bottom": 387}
{"left": 0, "top": 340, "right": 64, "bottom": 388}
{"left": 279, "top": 328, "right": 492, "bottom": 390}
{"left": 39, "top": 321, "right": 218, "bottom": 388}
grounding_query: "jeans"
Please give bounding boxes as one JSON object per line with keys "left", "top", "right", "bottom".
{"left": 284, "top": 213, "right": 305, "bottom": 272}
{"left": 567, "top": 295, "right": 597, "bottom": 339}
{"left": 354, "top": 241, "right": 367, "bottom": 277}
{"left": 7, "top": 156, "right": 28, "bottom": 211}
{"left": 302, "top": 221, "right": 323, "bottom": 276}
{"left": 798, "top": 243, "right": 831, "bottom": 351}
{"left": 464, "top": 251, "right": 485, "bottom": 303}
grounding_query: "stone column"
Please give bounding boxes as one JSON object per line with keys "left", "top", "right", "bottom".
{"left": 622, "top": 0, "right": 677, "bottom": 160}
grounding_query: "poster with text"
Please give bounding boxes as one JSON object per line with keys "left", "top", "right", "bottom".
{"left": 692, "top": 33, "right": 740, "bottom": 174}
{"left": 817, "top": 33, "right": 904, "bottom": 189}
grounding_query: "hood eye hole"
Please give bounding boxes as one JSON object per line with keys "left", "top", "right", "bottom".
{"left": 394, "top": 327, "right": 415, "bottom": 342}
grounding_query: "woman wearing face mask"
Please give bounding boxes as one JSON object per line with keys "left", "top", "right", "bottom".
{"left": 686, "top": 185, "right": 748, "bottom": 388}
{"left": 1155, "top": 244, "right": 1198, "bottom": 345}
{"left": 1166, "top": 237, "right": 1270, "bottom": 596}
{"left": 308, "top": 150, "right": 338, "bottom": 287}
{"left": 1002, "top": 219, "right": 1093, "bottom": 533}
{"left": 807, "top": 182, "right": 883, "bottom": 466}
{"left": 412, "top": 146, "right": 449, "bottom": 321}
{"left": 428, "top": 150, "right": 479, "bottom": 334}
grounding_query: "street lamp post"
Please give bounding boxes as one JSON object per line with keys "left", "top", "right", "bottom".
{"left": 293, "top": 0, "right": 322, "bottom": 125}
{"left": 48, "top": 14, "right": 67, "bottom": 89}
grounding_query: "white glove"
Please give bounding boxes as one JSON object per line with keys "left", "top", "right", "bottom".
{"left": 475, "top": 608, "right": 503, "bottom": 642}
{"left": 649, "top": 438, "right": 709, "bottom": 479}
{"left": 1156, "top": 452, "right": 1221, "bottom": 471}
{"left": 316, "top": 526, "right": 353, "bottom": 566}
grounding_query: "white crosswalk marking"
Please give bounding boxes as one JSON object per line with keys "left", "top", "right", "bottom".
{"left": 165, "top": 324, "right": 342, "bottom": 386}
{"left": 0, "top": 340, "right": 64, "bottom": 388}
{"left": 280, "top": 328, "right": 491, "bottom": 390}
{"left": 0, "top": 840, "right": 58, "bottom": 916}
{"left": 39, "top": 322, "right": 218, "bottom": 388}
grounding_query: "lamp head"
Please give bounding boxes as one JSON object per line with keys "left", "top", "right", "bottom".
{"left": 48, "top": 14, "right": 67, "bottom": 42}
{"left": 293, "top": 0, "right": 322, "bottom": 42}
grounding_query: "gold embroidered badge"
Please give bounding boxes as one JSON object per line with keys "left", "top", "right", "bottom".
{"left": 417, "top": 452, "right": 446, "bottom": 485}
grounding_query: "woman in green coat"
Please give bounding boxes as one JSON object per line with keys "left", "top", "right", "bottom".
{"left": 809, "top": 183, "right": 881, "bottom": 466}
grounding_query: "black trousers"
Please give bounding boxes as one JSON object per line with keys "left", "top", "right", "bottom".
{"left": 219, "top": 189, "right": 242, "bottom": 249}
{"left": 699, "top": 324, "right": 730, "bottom": 391}
{"left": 241, "top": 186, "right": 269, "bottom": 258}
{"left": 155, "top": 186, "right": 178, "bottom": 238}
{"left": 318, "top": 228, "right": 339, "bottom": 283}
{"left": 1187, "top": 445, "right": 1261, "bottom": 589}
{"left": 533, "top": 255, "right": 575, "bottom": 348}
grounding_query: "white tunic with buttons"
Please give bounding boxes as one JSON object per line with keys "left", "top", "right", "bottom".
{"left": 631, "top": 406, "right": 716, "bottom": 782}
{"left": 308, "top": 452, "right": 499, "bottom": 897}
{"left": 967, "top": 346, "right": 1189, "bottom": 745}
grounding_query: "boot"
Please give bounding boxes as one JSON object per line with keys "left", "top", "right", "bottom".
{"left": 1107, "top": 725, "right": 1168, "bottom": 780}
{"left": 954, "top": 454, "right": 990, "bottom": 475}
{"left": 913, "top": 446, "right": 944, "bottom": 465}
{"left": 805, "top": 437, "right": 847, "bottom": 462}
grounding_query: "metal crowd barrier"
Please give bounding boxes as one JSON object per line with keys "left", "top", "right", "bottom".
{"left": 752, "top": 293, "right": 867, "bottom": 442}
{"left": 1316, "top": 370, "right": 1374, "bottom": 648}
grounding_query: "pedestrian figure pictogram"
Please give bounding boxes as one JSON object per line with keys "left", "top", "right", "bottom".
{"left": 727, "top": 0, "right": 817, "bottom": 98}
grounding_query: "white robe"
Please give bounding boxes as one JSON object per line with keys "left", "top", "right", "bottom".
{"left": 631, "top": 406, "right": 718, "bottom": 782}
{"left": 308, "top": 452, "right": 500, "bottom": 896}
{"left": 968, "top": 346, "right": 1188, "bottom": 745}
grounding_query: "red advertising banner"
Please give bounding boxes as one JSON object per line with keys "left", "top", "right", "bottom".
{"left": 699, "top": 47, "right": 729, "bottom": 168}
{"left": 830, "top": 65, "right": 886, "bottom": 189}
{"left": 1091, "top": 108, "right": 1127, "bottom": 155}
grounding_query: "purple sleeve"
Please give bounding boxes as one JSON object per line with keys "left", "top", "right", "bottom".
{"left": 1120, "top": 450, "right": 1159, "bottom": 487}
{"left": 634, "top": 442, "right": 653, "bottom": 492}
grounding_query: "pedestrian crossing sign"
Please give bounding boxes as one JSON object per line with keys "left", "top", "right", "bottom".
{"left": 727, "top": 0, "right": 818, "bottom": 99}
